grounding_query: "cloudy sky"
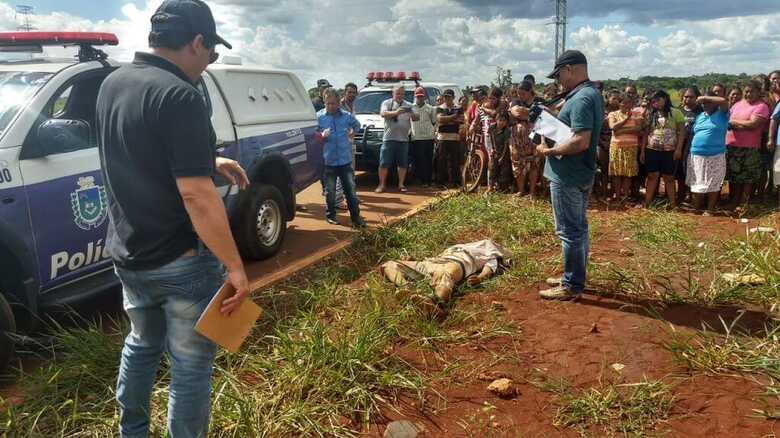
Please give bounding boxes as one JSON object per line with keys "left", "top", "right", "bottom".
{"left": 1, "top": 0, "right": 778, "bottom": 88}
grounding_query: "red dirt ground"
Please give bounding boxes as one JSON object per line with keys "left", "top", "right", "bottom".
{"left": 368, "top": 208, "right": 780, "bottom": 437}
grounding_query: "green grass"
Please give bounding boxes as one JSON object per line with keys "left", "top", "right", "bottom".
{"left": 532, "top": 375, "right": 675, "bottom": 437}
{"left": 721, "top": 232, "right": 780, "bottom": 312}
{"left": 2, "top": 192, "right": 773, "bottom": 435}
{"left": 665, "top": 319, "right": 780, "bottom": 419}
{"left": 621, "top": 209, "right": 692, "bottom": 251}
{"left": 591, "top": 208, "right": 780, "bottom": 311}
{"left": 0, "top": 193, "right": 555, "bottom": 437}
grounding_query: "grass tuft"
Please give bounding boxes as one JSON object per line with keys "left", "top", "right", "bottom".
{"left": 665, "top": 318, "right": 780, "bottom": 419}
{"left": 547, "top": 378, "right": 675, "bottom": 436}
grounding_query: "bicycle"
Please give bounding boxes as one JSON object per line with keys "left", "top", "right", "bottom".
{"left": 462, "top": 129, "right": 487, "bottom": 193}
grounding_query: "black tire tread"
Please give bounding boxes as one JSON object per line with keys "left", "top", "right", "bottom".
{"left": 0, "top": 293, "right": 16, "bottom": 374}
{"left": 235, "top": 184, "right": 288, "bottom": 260}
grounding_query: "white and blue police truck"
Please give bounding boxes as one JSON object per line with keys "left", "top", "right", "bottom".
{"left": 0, "top": 32, "right": 323, "bottom": 371}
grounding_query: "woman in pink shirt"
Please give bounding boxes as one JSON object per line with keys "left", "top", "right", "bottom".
{"left": 725, "top": 80, "right": 770, "bottom": 210}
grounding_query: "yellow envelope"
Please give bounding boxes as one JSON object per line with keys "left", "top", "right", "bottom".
{"left": 194, "top": 283, "right": 262, "bottom": 353}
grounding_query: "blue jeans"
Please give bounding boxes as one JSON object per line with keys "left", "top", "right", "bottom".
{"left": 114, "top": 245, "right": 224, "bottom": 438}
{"left": 549, "top": 179, "right": 591, "bottom": 294}
{"left": 324, "top": 164, "right": 360, "bottom": 222}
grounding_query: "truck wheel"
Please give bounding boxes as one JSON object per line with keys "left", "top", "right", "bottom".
{"left": 0, "top": 293, "right": 16, "bottom": 374}
{"left": 236, "top": 184, "right": 287, "bottom": 260}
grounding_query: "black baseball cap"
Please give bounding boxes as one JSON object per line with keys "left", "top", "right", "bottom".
{"left": 546, "top": 49, "right": 587, "bottom": 79}
{"left": 151, "top": 0, "right": 232, "bottom": 49}
{"left": 316, "top": 79, "right": 332, "bottom": 89}
{"left": 442, "top": 89, "right": 455, "bottom": 97}
{"left": 518, "top": 80, "right": 534, "bottom": 92}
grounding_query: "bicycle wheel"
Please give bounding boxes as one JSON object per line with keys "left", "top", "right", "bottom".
{"left": 462, "top": 148, "right": 486, "bottom": 193}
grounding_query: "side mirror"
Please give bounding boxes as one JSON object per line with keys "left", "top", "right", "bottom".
{"left": 33, "top": 119, "right": 91, "bottom": 157}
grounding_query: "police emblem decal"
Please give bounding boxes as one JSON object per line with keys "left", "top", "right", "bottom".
{"left": 70, "top": 176, "right": 108, "bottom": 230}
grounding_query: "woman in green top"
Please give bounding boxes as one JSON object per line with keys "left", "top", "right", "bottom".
{"left": 640, "top": 90, "right": 686, "bottom": 208}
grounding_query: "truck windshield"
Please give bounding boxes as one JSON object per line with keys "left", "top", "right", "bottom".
{"left": 354, "top": 87, "right": 441, "bottom": 115}
{"left": 0, "top": 71, "right": 53, "bottom": 135}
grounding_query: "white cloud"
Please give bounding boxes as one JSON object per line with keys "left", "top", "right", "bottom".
{"left": 571, "top": 25, "right": 652, "bottom": 58}
{"left": 1, "top": 1, "right": 778, "bottom": 88}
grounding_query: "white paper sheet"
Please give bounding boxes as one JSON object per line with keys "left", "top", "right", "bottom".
{"left": 529, "top": 109, "right": 574, "bottom": 159}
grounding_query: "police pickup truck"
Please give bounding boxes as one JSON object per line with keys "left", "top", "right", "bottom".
{"left": 0, "top": 32, "right": 323, "bottom": 371}
{"left": 352, "top": 71, "right": 462, "bottom": 171}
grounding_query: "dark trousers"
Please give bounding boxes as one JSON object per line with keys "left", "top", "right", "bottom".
{"left": 411, "top": 139, "right": 435, "bottom": 184}
{"left": 324, "top": 164, "right": 360, "bottom": 222}
{"left": 436, "top": 140, "right": 462, "bottom": 185}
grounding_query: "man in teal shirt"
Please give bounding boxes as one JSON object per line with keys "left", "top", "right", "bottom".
{"left": 536, "top": 50, "right": 603, "bottom": 300}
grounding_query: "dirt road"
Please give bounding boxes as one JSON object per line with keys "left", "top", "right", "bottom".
{"left": 246, "top": 173, "right": 443, "bottom": 290}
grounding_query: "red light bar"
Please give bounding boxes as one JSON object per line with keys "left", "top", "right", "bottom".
{"left": 0, "top": 32, "right": 118, "bottom": 46}
{"left": 367, "top": 72, "right": 376, "bottom": 80}
{"left": 375, "top": 72, "right": 384, "bottom": 80}
{"left": 409, "top": 71, "right": 421, "bottom": 81}
{"left": 395, "top": 71, "right": 406, "bottom": 80}
{"left": 384, "top": 71, "right": 393, "bottom": 81}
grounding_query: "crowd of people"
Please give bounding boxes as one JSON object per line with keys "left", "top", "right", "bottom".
{"left": 593, "top": 75, "right": 780, "bottom": 214}
{"left": 314, "top": 70, "right": 780, "bottom": 221}
{"left": 91, "top": 1, "right": 780, "bottom": 434}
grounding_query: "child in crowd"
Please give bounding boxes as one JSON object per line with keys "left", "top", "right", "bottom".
{"left": 608, "top": 92, "right": 643, "bottom": 203}
{"left": 471, "top": 87, "right": 502, "bottom": 189}
{"left": 489, "top": 111, "right": 513, "bottom": 192}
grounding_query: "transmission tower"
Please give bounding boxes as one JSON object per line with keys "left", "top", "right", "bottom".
{"left": 553, "top": 0, "right": 567, "bottom": 60}
{"left": 15, "top": 5, "right": 36, "bottom": 32}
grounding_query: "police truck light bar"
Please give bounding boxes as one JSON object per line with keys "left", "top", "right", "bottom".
{"left": 0, "top": 32, "right": 119, "bottom": 46}
{"left": 365, "top": 71, "right": 422, "bottom": 86}
{"left": 0, "top": 31, "right": 119, "bottom": 62}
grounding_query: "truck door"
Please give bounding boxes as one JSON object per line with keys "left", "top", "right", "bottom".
{"left": 200, "top": 73, "right": 236, "bottom": 153}
{"left": 199, "top": 73, "right": 240, "bottom": 202}
{"left": 18, "top": 69, "right": 114, "bottom": 291}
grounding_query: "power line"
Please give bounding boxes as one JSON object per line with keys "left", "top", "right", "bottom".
{"left": 15, "top": 5, "right": 36, "bottom": 32}
{"left": 553, "top": 0, "right": 567, "bottom": 60}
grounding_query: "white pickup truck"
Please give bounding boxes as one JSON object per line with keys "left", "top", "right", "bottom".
{"left": 352, "top": 71, "right": 462, "bottom": 171}
{"left": 0, "top": 32, "right": 323, "bottom": 371}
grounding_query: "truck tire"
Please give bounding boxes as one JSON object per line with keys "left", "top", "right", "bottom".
{"left": 0, "top": 293, "right": 16, "bottom": 374}
{"left": 236, "top": 184, "right": 287, "bottom": 260}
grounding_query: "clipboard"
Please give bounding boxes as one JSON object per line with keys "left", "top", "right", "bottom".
{"left": 194, "top": 283, "right": 263, "bottom": 353}
{"left": 529, "top": 108, "right": 574, "bottom": 159}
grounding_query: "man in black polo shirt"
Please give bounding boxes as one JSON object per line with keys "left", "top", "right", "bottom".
{"left": 436, "top": 89, "right": 464, "bottom": 186}
{"left": 96, "top": 1, "right": 249, "bottom": 437}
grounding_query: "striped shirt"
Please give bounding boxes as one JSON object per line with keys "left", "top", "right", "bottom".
{"left": 411, "top": 103, "right": 437, "bottom": 141}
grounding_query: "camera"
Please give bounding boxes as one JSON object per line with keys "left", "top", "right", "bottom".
{"left": 528, "top": 103, "right": 544, "bottom": 124}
